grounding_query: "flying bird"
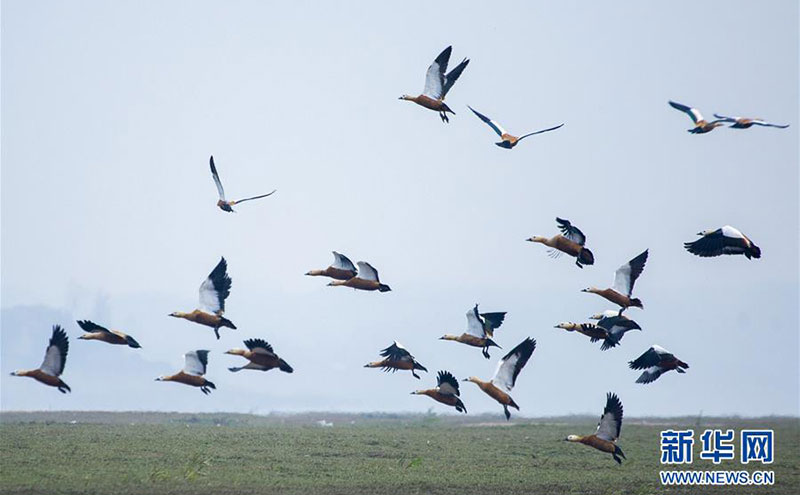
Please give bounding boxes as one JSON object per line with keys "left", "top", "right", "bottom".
{"left": 76, "top": 320, "right": 141, "bottom": 348}
{"left": 527, "top": 217, "right": 595, "bottom": 268}
{"left": 411, "top": 370, "right": 466, "bottom": 413}
{"left": 594, "top": 314, "right": 642, "bottom": 350}
{"left": 155, "top": 350, "right": 216, "bottom": 394}
{"left": 305, "top": 251, "right": 358, "bottom": 281}
{"left": 364, "top": 341, "right": 428, "bottom": 379}
{"left": 225, "top": 339, "right": 293, "bottom": 373}
{"left": 629, "top": 345, "right": 689, "bottom": 384}
{"left": 684, "top": 226, "right": 761, "bottom": 259}
{"left": 468, "top": 106, "right": 563, "bottom": 149}
{"left": 565, "top": 393, "right": 626, "bottom": 464}
{"left": 10, "top": 325, "right": 71, "bottom": 393}
{"left": 399, "top": 46, "right": 469, "bottom": 123}
{"left": 169, "top": 257, "right": 237, "bottom": 339}
{"left": 327, "top": 261, "right": 391, "bottom": 292}
{"left": 582, "top": 250, "right": 648, "bottom": 312}
{"left": 209, "top": 155, "right": 276, "bottom": 212}
{"left": 554, "top": 322, "right": 610, "bottom": 345}
{"left": 713, "top": 114, "right": 789, "bottom": 129}
{"left": 463, "top": 337, "right": 536, "bottom": 420}
{"left": 668, "top": 101, "right": 725, "bottom": 134}
{"left": 440, "top": 304, "right": 504, "bottom": 359}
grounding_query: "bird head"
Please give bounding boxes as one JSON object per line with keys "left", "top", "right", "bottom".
{"left": 565, "top": 435, "right": 581, "bottom": 442}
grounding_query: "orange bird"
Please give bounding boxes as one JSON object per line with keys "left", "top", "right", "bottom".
{"left": 10, "top": 325, "right": 71, "bottom": 393}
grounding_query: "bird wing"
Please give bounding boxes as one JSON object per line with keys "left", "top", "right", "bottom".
{"left": 183, "top": 350, "right": 209, "bottom": 376}
{"left": 491, "top": 338, "right": 536, "bottom": 392}
{"left": 684, "top": 228, "right": 748, "bottom": 257}
{"left": 712, "top": 113, "right": 738, "bottom": 123}
{"left": 356, "top": 261, "right": 380, "bottom": 282}
{"left": 76, "top": 320, "right": 110, "bottom": 334}
{"left": 468, "top": 106, "right": 506, "bottom": 137}
{"left": 199, "top": 257, "right": 232, "bottom": 314}
{"left": 517, "top": 123, "right": 564, "bottom": 141}
{"left": 750, "top": 120, "right": 790, "bottom": 128}
{"left": 380, "top": 341, "right": 412, "bottom": 362}
{"left": 209, "top": 156, "right": 226, "bottom": 201}
{"left": 441, "top": 57, "right": 469, "bottom": 99}
{"left": 331, "top": 251, "right": 357, "bottom": 272}
{"left": 594, "top": 392, "right": 623, "bottom": 441}
{"left": 465, "top": 305, "right": 486, "bottom": 338}
{"left": 669, "top": 100, "right": 704, "bottom": 124}
{"left": 436, "top": 370, "right": 460, "bottom": 396}
{"left": 556, "top": 217, "right": 586, "bottom": 246}
{"left": 598, "top": 316, "right": 641, "bottom": 336}
{"left": 231, "top": 190, "right": 276, "bottom": 205}
{"left": 244, "top": 338, "right": 276, "bottom": 356}
{"left": 479, "top": 312, "right": 506, "bottom": 337}
{"left": 629, "top": 346, "right": 672, "bottom": 370}
{"left": 612, "top": 250, "right": 648, "bottom": 296}
{"left": 39, "top": 325, "right": 68, "bottom": 377}
{"left": 422, "top": 46, "right": 450, "bottom": 99}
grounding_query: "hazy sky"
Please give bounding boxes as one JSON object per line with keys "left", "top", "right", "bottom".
{"left": 1, "top": 1, "right": 797, "bottom": 417}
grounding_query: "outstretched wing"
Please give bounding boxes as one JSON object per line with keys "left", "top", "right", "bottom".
{"left": 595, "top": 392, "right": 623, "bottom": 441}
{"left": 183, "top": 350, "right": 210, "bottom": 376}
{"left": 244, "top": 339, "right": 276, "bottom": 356}
{"left": 231, "top": 190, "right": 276, "bottom": 205}
{"left": 209, "top": 156, "right": 226, "bottom": 201}
{"left": 669, "top": 100, "right": 704, "bottom": 124}
{"left": 750, "top": 120, "right": 790, "bottom": 129}
{"left": 76, "top": 320, "right": 110, "bottom": 334}
{"left": 712, "top": 113, "right": 738, "bottom": 123}
{"left": 199, "top": 257, "right": 232, "bottom": 314}
{"left": 491, "top": 337, "right": 536, "bottom": 392}
{"left": 423, "top": 46, "right": 450, "bottom": 99}
{"left": 40, "top": 325, "right": 69, "bottom": 377}
{"left": 518, "top": 123, "right": 564, "bottom": 141}
{"left": 331, "top": 251, "right": 356, "bottom": 272}
{"left": 441, "top": 57, "right": 469, "bottom": 98}
{"left": 612, "top": 250, "right": 648, "bottom": 296}
{"left": 479, "top": 311, "right": 506, "bottom": 337}
{"left": 468, "top": 106, "right": 506, "bottom": 137}
{"left": 380, "top": 341, "right": 412, "bottom": 362}
{"left": 356, "top": 262, "right": 380, "bottom": 282}
{"left": 556, "top": 217, "right": 586, "bottom": 246}
{"left": 436, "top": 370, "right": 460, "bottom": 396}
{"left": 629, "top": 346, "right": 671, "bottom": 370}
{"left": 465, "top": 305, "right": 486, "bottom": 338}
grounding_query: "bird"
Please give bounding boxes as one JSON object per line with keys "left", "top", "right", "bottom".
{"left": 10, "top": 325, "right": 71, "bottom": 393}
{"left": 411, "top": 370, "right": 466, "bottom": 413}
{"left": 629, "top": 345, "right": 689, "bottom": 384}
{"left": 364, "top": 341, "right": 428, "bottom": 379}
{"left": 305, "top": 251, "right": 358, "bottom": 281}
{"left": 155, "top": 350, "right": 216, "bottom": 395}
{"left": 582, "top": 250, "right": 648, "bottom": 312}
{"left": 713, "top": 114, "right": 789, "bottom": 129}
{"left": 169, "top": 257, "right": 237, "bottom": 339}
{"left": 225, "top": 339, "right": 293, "bottom": 373}
{"left": 76, "top": 320, "right": 141, "bottom": 348}
{"left": 209, "top": 155, "right": 276, "bottom": 212}
{"left": 399, "top": 46, "right": 469, "bottom": 123}
{"left": 668, "top": 100, "right": 726, "bottom": 134}
{"left": 468, "top": 106, "right": 563, "bottom": 149}
{"left": 684, "top": 226, "right": 761, "bottom": 259}
{"left": 527, "top": 217, "right": 595, "bottom": 268}
{"left": 327, "top": 261, "right": 391, "bottom": 292}
{"left": 565, "top": 393, "right": 626, "bottom": 464}
{"left": 440, "top": 304, "right": 503, "bottom": 359}
{"left": 463, "top": 337, "right": 536, "bottom": 420}
{"left": 554, "top": 322, "right": 610, "bottom": 346}
{"left": 594, "top": 314, "right": 642, "bottom": 350}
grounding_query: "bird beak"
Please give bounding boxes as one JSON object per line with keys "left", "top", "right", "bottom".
{"left": 525, "top": 237, "right": 533, "bottom": 242}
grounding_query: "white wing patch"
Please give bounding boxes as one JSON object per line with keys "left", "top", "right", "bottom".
{"left": 331, "top": 251, "right": 356, "bottom": 271}
{"left": 183, "top": 351, "right": 207, "bottom": 376}
{"left": 491, "top": 354, "right": 518, "bottom": 392}
{"left": 423, "top": 60, "right": 444, "bottom": 99}
{"left": 356, "top": 262, "right": 379, "bottom": 282}
{"left": 438, "top": 381, "right": 458, "bottom": 396}
{"left": 464, "top": 307, "right": 484, "bottom": 338}
{"left": 720, "top": 225, "right": 745, "bottom": 239}
{"left": 198, "top": 278, "right": 222, "bottom": 314}
{"left": 612, "top": 262, "right": 633, "bottom": 296}
{"left": 39, "top": 344, "right": 63, "bottom": 377}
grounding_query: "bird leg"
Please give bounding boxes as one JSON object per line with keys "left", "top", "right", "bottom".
{"left": 214, "top": 327, "right": 220, "bottom": 340}
{"left": 440, "top": 111, "right": 449, "bottom": 123}
{"left": 504, "top": 405, "right": 511, "bottom": 421}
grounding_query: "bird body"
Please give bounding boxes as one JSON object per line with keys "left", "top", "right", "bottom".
{"left": 554, "top": 322, "right": 609, "bottom": 342}
{"left": 684, "top": 226, "right": 761, "bottom": 259}
{"left": 156, "top": 350, "right": 216, "bottom": 394}
{"left": 565, "top": 393, "right": 625, "bottom": 464}
{"left": 528, "top": 218, "right": 594, "bottom": 268}
{"left": 170, "top": 257, "right": 237, "bottom": 339}
{"left": 365, "top": 342, "right": 427, "bottom": 379}
{"left": 629, "top": 345, "right": 689, "bottom": 384}
{"left": 400, "top": 46, "right": 469, "bottom": 123}
{"left": 583, "top": 250, "right": 648, "bottom": 310}
{"left": 10, "top": 325, "right": 71, "bottom": 393}
{"left": 210, "top": 156, "right": 276, "bottom": 212}
{"left": 77, "top": 320, "right": 141, "bottom": 348}
{"left": 411, "top": 370, "right": 466, "bottom": 413}
{"left": 327, "top": 261, "right": 391, "bottom": 292}
{"left": 468, "top": 106, "right": 563, "bottom": 149}
{"left": 226, "top": 339, "right": 293, "bottom": 373}
{"left": 668, "top": 100, "right": 725, "bottom": 133}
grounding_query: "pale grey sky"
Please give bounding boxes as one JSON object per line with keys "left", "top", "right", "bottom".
{"left": 1, "top": 1, "right": 797, "bottom": 416}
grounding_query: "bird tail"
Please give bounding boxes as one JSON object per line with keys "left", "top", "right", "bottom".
{"left": 279, "top": 359, "right": 294, "bottom": 373}
{"left": 378, "top": 284, "right": 392, "bottom": 292}
{"left": 220, "top": 317, "right": 237, "bottom": 329}
{"left": 508, "top": 398, "right": 520, "bottom": 410}
{"left": 204, "top": 380, "right": 216, "bottom": 390}
{"left": 629, "top": 298, "right": 643, "bottom": 309}
{"left": 125, "top": 336, "right": 142, "bottom": 348}
{"left": 747, "top": 245, "right": 761, "bottom": 259}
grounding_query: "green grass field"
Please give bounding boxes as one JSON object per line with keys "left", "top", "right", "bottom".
{"left": 1, "top": 412, "right": 797, "bottom": 494}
